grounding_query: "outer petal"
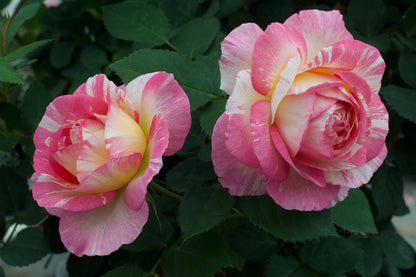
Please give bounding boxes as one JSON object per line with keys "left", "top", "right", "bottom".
{"left": 58, "top": 191, "right": 149, "bottom": 256}
{"left": 305, "top": 40, "right": 385, "bottom": 94}
{"left": 32, "top": 174, "right": 117, "bottom": 212}
{"left": 126, "top": 72, "right": 191, "bottom": 156}
{"left": 124, "top": 114, "right": 169, "bottom": 211}
{"left": 74, "top": 153, "right": 142, "bottom": 193}
{"left": 251, "top": 23, "right": 307, "bottom": 95}
{"left": 267, "top": 168, "right": 340, "bottom": 211}
{"left": 212, "top": 113, "right": 267, "bottom": 196}
{"left": 219, "top": 23, "right": 264, "bottom": 95}
{"left": 250, "top": 100, "right": 289, "bottom": 181}
{"left": 324, "top": 144, "right": 387, "bottom": 188}
{"left": 284, "top": 9, "right": 353, "bottom": 63}
{"left": 224, "top": 70, "right": 267, "bottom": 168}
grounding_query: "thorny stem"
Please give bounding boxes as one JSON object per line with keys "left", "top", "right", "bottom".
{"left": 149, "top": 180, "right": 182, "bottom": 201}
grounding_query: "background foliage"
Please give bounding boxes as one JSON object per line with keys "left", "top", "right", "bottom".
{"left": 0, "top": 0, "right": 415, "bottom": 276}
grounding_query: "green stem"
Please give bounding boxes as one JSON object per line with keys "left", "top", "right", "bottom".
{"left": 164, "top": 40, "right": 179, "bottom": 52}
{"left": 149, "top": 181, "right": 182, "bottom": 201}
{"left": 149, "top": 257, "right": 161, "bottom": 275}
{"left": 1, "top": 0, "right": 27, "bottom": 56}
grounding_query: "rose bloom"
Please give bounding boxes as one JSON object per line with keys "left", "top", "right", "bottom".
{"left": 212, "top": 10, "right": 388, "bottom": 211}
{"left": 43, "top": 0, "right": 62, "bottom": 8}
{"left": 32, "top": 73, "right": 191, "bottom": 256}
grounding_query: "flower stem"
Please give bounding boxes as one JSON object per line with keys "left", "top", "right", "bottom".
{"left": 149, "top": 180, "right": 182, "bottom": 201}
{"left": 164, "top": 40, "right": 179, "bottom": 52}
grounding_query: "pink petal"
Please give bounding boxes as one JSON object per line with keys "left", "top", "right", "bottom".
{"left": 365, "top": 93, "right": 389, "bottom": 161}
{"left": 219, "top": 23, "right": 264, "bottom": 95}
{"left": 224, "top": 70, "right": 267, "bottom": 168}
{"left": 327, "top": 185, "right": 350, "bottom": 208}
{"left": 58, "top": 191, "right": 149, "bottom": 256}
{"left": 126, "top": 72, "right": 191, "bottom": 156}
{"left": 250, "top": 100, "right": 289, "bottom": 181}
{"left": 53, "top": 143, "right": 83, "bottom": 177}
{"left": 288, "top": 70, "right": 344, "bottom": 96}
{"left": 324, "top": 144, "right": 387, "bottom": 188}
{"left": 74, "top": 74, "right": 139, "bottom": 122}
{"left": 74, "top": 153, "right": 142, "bottom": 193}
{"left": 305, "top": 40, "right": 385, "bottom": 94}
{"left": 105, "top": 103, "right": 147, "bottom": 160}
{"left": 32, "top": 174, "right": 117, "bottom": 212}
{"left": 274, "top": 93, "right": 316, "bottom": 156}
{"left": 267, "top": 168, "right": 340, "bottom": 211}
{"left": 124, "top": 114, "right": 169, "bottom": 211}
{"left": 251, "top": 23, "right": 307, "bottom": 95}
{"left": 284, "top": 9, "right": 353, "bottom": 63}
{"left": 212, "top": 113, "right": 267, "bottom": 196}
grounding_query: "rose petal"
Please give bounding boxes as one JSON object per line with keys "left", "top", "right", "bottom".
{"left": 284, "top": 9, "right": 353, "bottom": 63}
{"left": 219, "top": 23, "right": 264, "bottom": 95}
{"left": 124, "top": 114, "right": 169, "bottom": 211}
{"left": 251, "top": 23, "right": 307, "bottom": 95}
{"left": 58, "top": 191, "right": 149, "bottom": 256}
{"left": 288, "top": 70, "right": 344, "bottom": 96}
{"left": 212, "top": 113, "right": 267, "bottom": 196}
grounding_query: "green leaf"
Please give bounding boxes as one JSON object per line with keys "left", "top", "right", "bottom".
{"left": 0, "top": 102, "right": 25, "bottom": 132}
{"left": 254, "top": 0, "right": 292, "bottom": 29}
{"left": 0, "top": 227, "right": 49, "bottom": 266}
{"left": 0, "top": 58, "right": 23, "bottom": 84}
{"left": 370, "top": 165, "right": 404, "bottom": 220}
{"left": 227, "top": 223, "right": 276, "bottom": 261}
{"left": 178, "top": 185, "right": 233, "bottom": 239}
{"left": 266, "top": 254, "right": 300, "bottom": 277}
{"left": 0, "top": 167, "right": 28, "bottom": 215}
{"left": 380, "top": 225, "right": 415, "bottom": 269}
{"left": 7, "top": 3, "right": 41, "bottom": 44}
{"left": 200, "top": 98, "right": 226, "bottom": 136}
{"left": 21, "top": 194, "right": 48, "bottom": 226}
{"left": 398, "top": 52, "right": 416, "bottom": 88}
{"left": 0, "top": 213, "right": 5, "bottom": 240}
{"left": 0, "top": 266, "right": 4, "bottom": 277}
{"left": 79, "top": 47, "right": 109, "bottom": 69}
{"left": 67, "top": 255, "right": 106, "bottom": 277}
{"left": 0, "top": 0, "right": 10, "bottom": 10}
{"left": 5, "top": 39, "right": 53, "bottom": 62}
{"left": 101, "top": 264, "right": 147, "bottom": 277}
{"left": 381, "top": 85, "right": 416, "bottom": 123}
{"left": 110, "top": 50, "right": 221, "bottom": 111}
{"left": 355, "top": 238, "right": 382, "bottom": 277}
{"left": 49, "top": 40, "right": 75, "bottom": 69}
{"left": 0, "top": 135, "right": 22, "bottom": 151}
{"left": 21, "top": 82, "right": 52, "bottom": 132}
{"left": 218, "top": 0, "right": 245, "bottom": 17}
{"left": 158, "top": 0, "right": 202, "bottom": 27}
{"left": 166, "top": 157, "right": 215, "bottom": 193}
{"left": 238, "top": 196, "right": 337, "bottom": 242}
{"left": 102, "top": 2, "right": 169, "bottom": 45}
{"left": 171, "top": 16, "right": 219, "bottom": 57}
{"left": 332, "top": 189, "right": 377, "bottom": 234}
{"left": 300, "top": 237, "right": 362, "bottom": 274}
{"left": 347, "top": 0, "right": 384, "bottom": 36}
{"left": 161, "top": 231, "right": 230, "bottom": 277}
{"left": 403, "top": 5, "right": 416, "bottom": 37}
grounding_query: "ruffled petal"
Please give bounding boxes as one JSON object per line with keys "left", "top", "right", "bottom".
{"left": 124, "top": 114, "right": 169, "bottom": 211}
{"left": 126, "top": 72, "right": 191, "bottom": 156}
{"left": 251, "top": 23, "right": 307, "bottom": 95}
{"left": 267, "top": 168, "right": 340, "bottom": 211}
{"left": 58, "top": 191, "right": 149, "bottom": 256}
{"left": 212, "top": 113, "right": 267, "bottom": 196}
{"left": 284, "top": 9, "right": 353, "bottom": 63}
{"left": 219, "top": 23, "right": 264, "bottom": 95}
{"left": 250, "top": 100, "right": 289, "bottom": 181}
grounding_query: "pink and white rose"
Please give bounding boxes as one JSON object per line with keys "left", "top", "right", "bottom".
{"left": 212, "top": 9, "right": 388, "bottom": 211}
{"left": 32, "top": 73, "right": 191, "bottom": 256}
{"left": 43, "top": 0, "right": 62, "bottom": 8}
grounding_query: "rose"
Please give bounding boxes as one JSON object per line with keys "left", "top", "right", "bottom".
{"left": 43, "top": 0, "right": 62, "bottom": 8}
{"left": 32, "top": 73, "right": 191, "bottom": 256}
{"left": 212, "top": 9, "right": 388, "bottom": 211}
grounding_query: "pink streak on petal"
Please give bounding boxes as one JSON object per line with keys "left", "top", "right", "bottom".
{"left": 53, "top": 143, "right": 83, "bottom": 177}
{"left": 267, "top": 168, "right": 340, "bottom": 211}
{"left": 250, "top": 100, "right": 290, "bottom": 181}
{"left": 74, "top": 153, "right": 142, "bottom": 193}
{"left": 274, "top": 93, "right": 316, "bottom": 156}
{"left": 124, "top": 114, "right": 169, "bottom": 211}
{"left": 324, "top": 144, "right": 387, "bottom": 188}
{"left": 212, "top": 113, "right": 267, "bottom": 196}
{"left": 305, "top": 40, "right": 385, "bottom": 94}
{"left": 224, "top": 70, "right": 267, "bottom": 168}
{"left": 105, "top": 103, "right": 146, "bottom": 160}
{"left": 270, "top": 125, "right": 327, "bottom": 187}
{"left": 284, "top": 9, "right": 353, "bottom": 63}
{"left": 59, "top": 192, "right": 149, "bottom": 257}
{"left": 219, "top": 23, "right": 264, "bottom": 95}
{"left": 32, "top": 174, "right": 117, "bottom": 212}
{"left": 251, "top": 23, "right": 307, "bottom": 95}
{"left": 126, "top": 72, "right": 191, "bottom": 156}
